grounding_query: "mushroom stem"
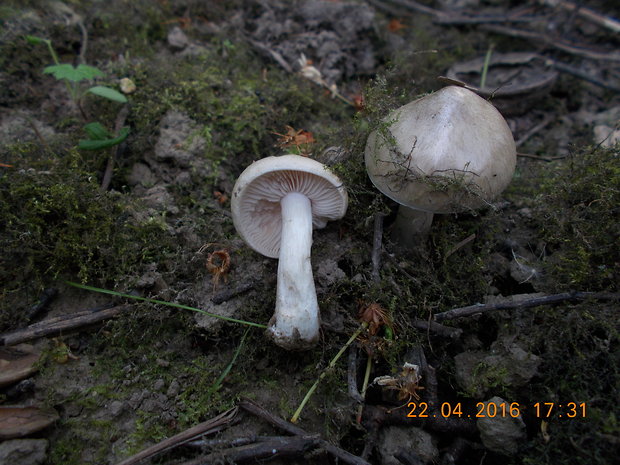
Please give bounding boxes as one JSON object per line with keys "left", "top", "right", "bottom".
{"left": 392, "top": 205, "right": 434, "bottom": 249}
{"left": 269, "top": 192, "right": 320, "bottom": 349}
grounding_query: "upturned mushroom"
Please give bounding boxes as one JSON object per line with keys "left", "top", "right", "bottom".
{"left": 365, "top": 86, "right": 516, "bottom": 248}
{"left": 231, "top": 155, "right": 348, "bottom": 350}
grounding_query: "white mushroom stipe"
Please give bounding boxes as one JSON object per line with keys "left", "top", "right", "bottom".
{"left": 271, "top": 192, "right": 319, "bottom": 348}
{"left": 231, "top": 155, "right": 348, "bottom": 350}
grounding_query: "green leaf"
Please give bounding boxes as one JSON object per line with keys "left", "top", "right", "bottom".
{"left": 43, "top": 64, "right": 105, "bottom": 82}
{"left": 87, "top": 86, "right": 128, "bottom": 103}
{"left": 83, "top": 122, "right": 111, "bottom": 140}
{"left": 79, "top": 127, "right": 130, "bottom": 151}
{"left": 25, "top": 35, "right": 48, "bottom": 45}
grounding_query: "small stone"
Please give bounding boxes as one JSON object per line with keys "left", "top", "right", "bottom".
{"left": 153, "top": 379, "right": 166, "bottom": 392}
{"left": 477, "top": 396, "right": 526, "bottom": 455}
{"left": 194, "top": 299, "right": 240, "bottom": 332}
{"left": 174, "top": 171, "right": 192, "bottom": 185}
{"left": 119, "top": 77, "right": 136, "bottom": 94}
{"left": 0, "top": 439, "right": 48, "bottom": 465}
{"left": 167, "top": 26, "right": 188, "bottom": 50}
{"left": 593, "top": 124, "right": 620, "bottom": 148}
{"left": 128, "top": 391, "right": 145, "bottom": 410}
{"left": 377, "top": 425, "right": 438, "bottom": 465}
{"left": 166, "top": 379, "right": 181, "bottom": 398}
{"left": 127, "top": 162, "right": 156, "bottom": 187}
{"left": 141, "top": 185, "right": 176, "bottom": 212}
{"left": 156, "top": 358, "right": 170, "bottom": 368}
{"left": 108, "top": 401, "right": 125, "bottom": 418}
{"left": 316, "top": 258, "right": 346, "bottom": 287}
{"left": 154, "top": 110, "right": 206, "bottom": 168}
{"left": 454, "top": 338, "right": 541, "bottom": 398}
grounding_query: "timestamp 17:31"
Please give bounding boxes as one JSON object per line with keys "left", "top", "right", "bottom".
{"left": 406, "top": 401, "right": 587, "bottom": 418}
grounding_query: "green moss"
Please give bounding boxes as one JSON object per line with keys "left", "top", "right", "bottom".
{"left": 48, "top": 431, "right": 83, "bottom": 465}
{"left": 125, "top": 36, "right": 356, "bottom": 193}
{"left": 536, "top": 145, "right": 620, "bottom": 291}
{"left": 517, "top": 303, "right": 619, "bottom": 465}
{"left": 0, "top": 152, "right": 175, "bottom": 332}
{"left": 470, "top": 362, "right": 511, "bottom": 397}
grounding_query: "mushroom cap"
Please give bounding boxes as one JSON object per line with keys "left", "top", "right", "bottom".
{"left": 365, "top": 86, "right": 516, "bottom": 214}
{"left": 231, "top": 155, "right": 348, "bottom": 258}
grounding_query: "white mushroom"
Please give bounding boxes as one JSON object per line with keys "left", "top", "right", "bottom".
{"left": 231, "top": 155, "right": 348, "bottom": 350}
{"left": 365, "top": 86, "right": 516, "bottom": 248}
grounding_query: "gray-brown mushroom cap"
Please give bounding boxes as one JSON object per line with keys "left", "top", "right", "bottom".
{"left": 365, "top": 86, "right": 516, "bottom": 214}
{"left": 231, "top": 155, "right": 348, "bottom": 258}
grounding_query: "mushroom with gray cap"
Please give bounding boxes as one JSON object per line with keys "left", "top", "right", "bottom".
{"left": 365, "top": 86, "right": 516, "bottom": 248}
{"left": 231, "top": 155, "right": 348, "bottom": 350}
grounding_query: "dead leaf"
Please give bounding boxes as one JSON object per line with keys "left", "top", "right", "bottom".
{"left": 0, "top": 406, "right": 59, "bottom": 439}
{"left": 213, "top": 191, "right": 228, "bottom": 205}
{"left": 51, "top": 339, "right": 79, "bottom": 364}
{"left": 273, "top": 125, "right": 316, "bottom": 155}
{"left": 0, "top": 344, "right": 41, "bottom": 388}
{"left": 541, "top": 420, "right": 551, "bottom": 443}
{"left": 388, "top": 18, "right": 406, "bottom": 33}
{"left": 352, "top": 93, "right": 365, "bottom": 112}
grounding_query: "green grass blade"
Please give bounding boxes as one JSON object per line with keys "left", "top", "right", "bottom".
{"left": 209, "top": 327, "right": 251, "bottom": 394}
{"left": 65, "top": 281, "right": 267, "bottom": 329}
{"left": 291, "top": 322, "right": 368, "bottom": 423}
{"left": 479, "top": 44, "right": 494, "bottom": 89}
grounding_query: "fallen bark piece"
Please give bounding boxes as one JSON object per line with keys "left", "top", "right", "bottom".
{"left": 0, "top": 406, "right": 59, "bottom": 440}
{"left": 0, "top": 344, "right": 41, "bottom": 387}
{"left": 0, "top": 304, "right": 130, "bottom": 346}
{"left": 0, "top": 438, "right": 48, "bottom": 465}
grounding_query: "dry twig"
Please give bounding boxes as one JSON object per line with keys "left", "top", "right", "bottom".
{"left": 434, "top": 291, "right": 620, "bottom": 322}
{"left": 348, "top": 346, "right": 364, "bottom": 403}
{"left": 371, "top": 212, "right": 387, "bottom": 283}
{"left": 480, "top": 24, "right": 620, "bottom": 62}
{"left": 411, "top": 318, "right": 462, "bottom": 339}
{"left": 0, "top": 304, "right": 129, "bottom": 346}
{"left": 114, "top": 407, "right": 239, "bottom": 465}
{"left": 101, "top": 105, "right": 129, "bottom": 191}
{"left": 516, "top": 115, "right": 555, "bottom": 148}
{"left": 538, "top": 0, "right": 620, "bottom": 33}
{"left": 239, "top": 399, "right": 371, "bottom": 465}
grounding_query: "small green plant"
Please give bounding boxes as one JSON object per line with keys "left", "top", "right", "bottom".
{"left": 79, "top": 122, "right": 129, "bottom": 151}
{"left": 26, "top": 35, "right": 129, "bottom": 151}
{"left": 26, "top": 35, "right": 127, "bottom": 105}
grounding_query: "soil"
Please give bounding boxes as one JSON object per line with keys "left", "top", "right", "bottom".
{"left": 0, "top": 1, "right": 619, "bottom": 465}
